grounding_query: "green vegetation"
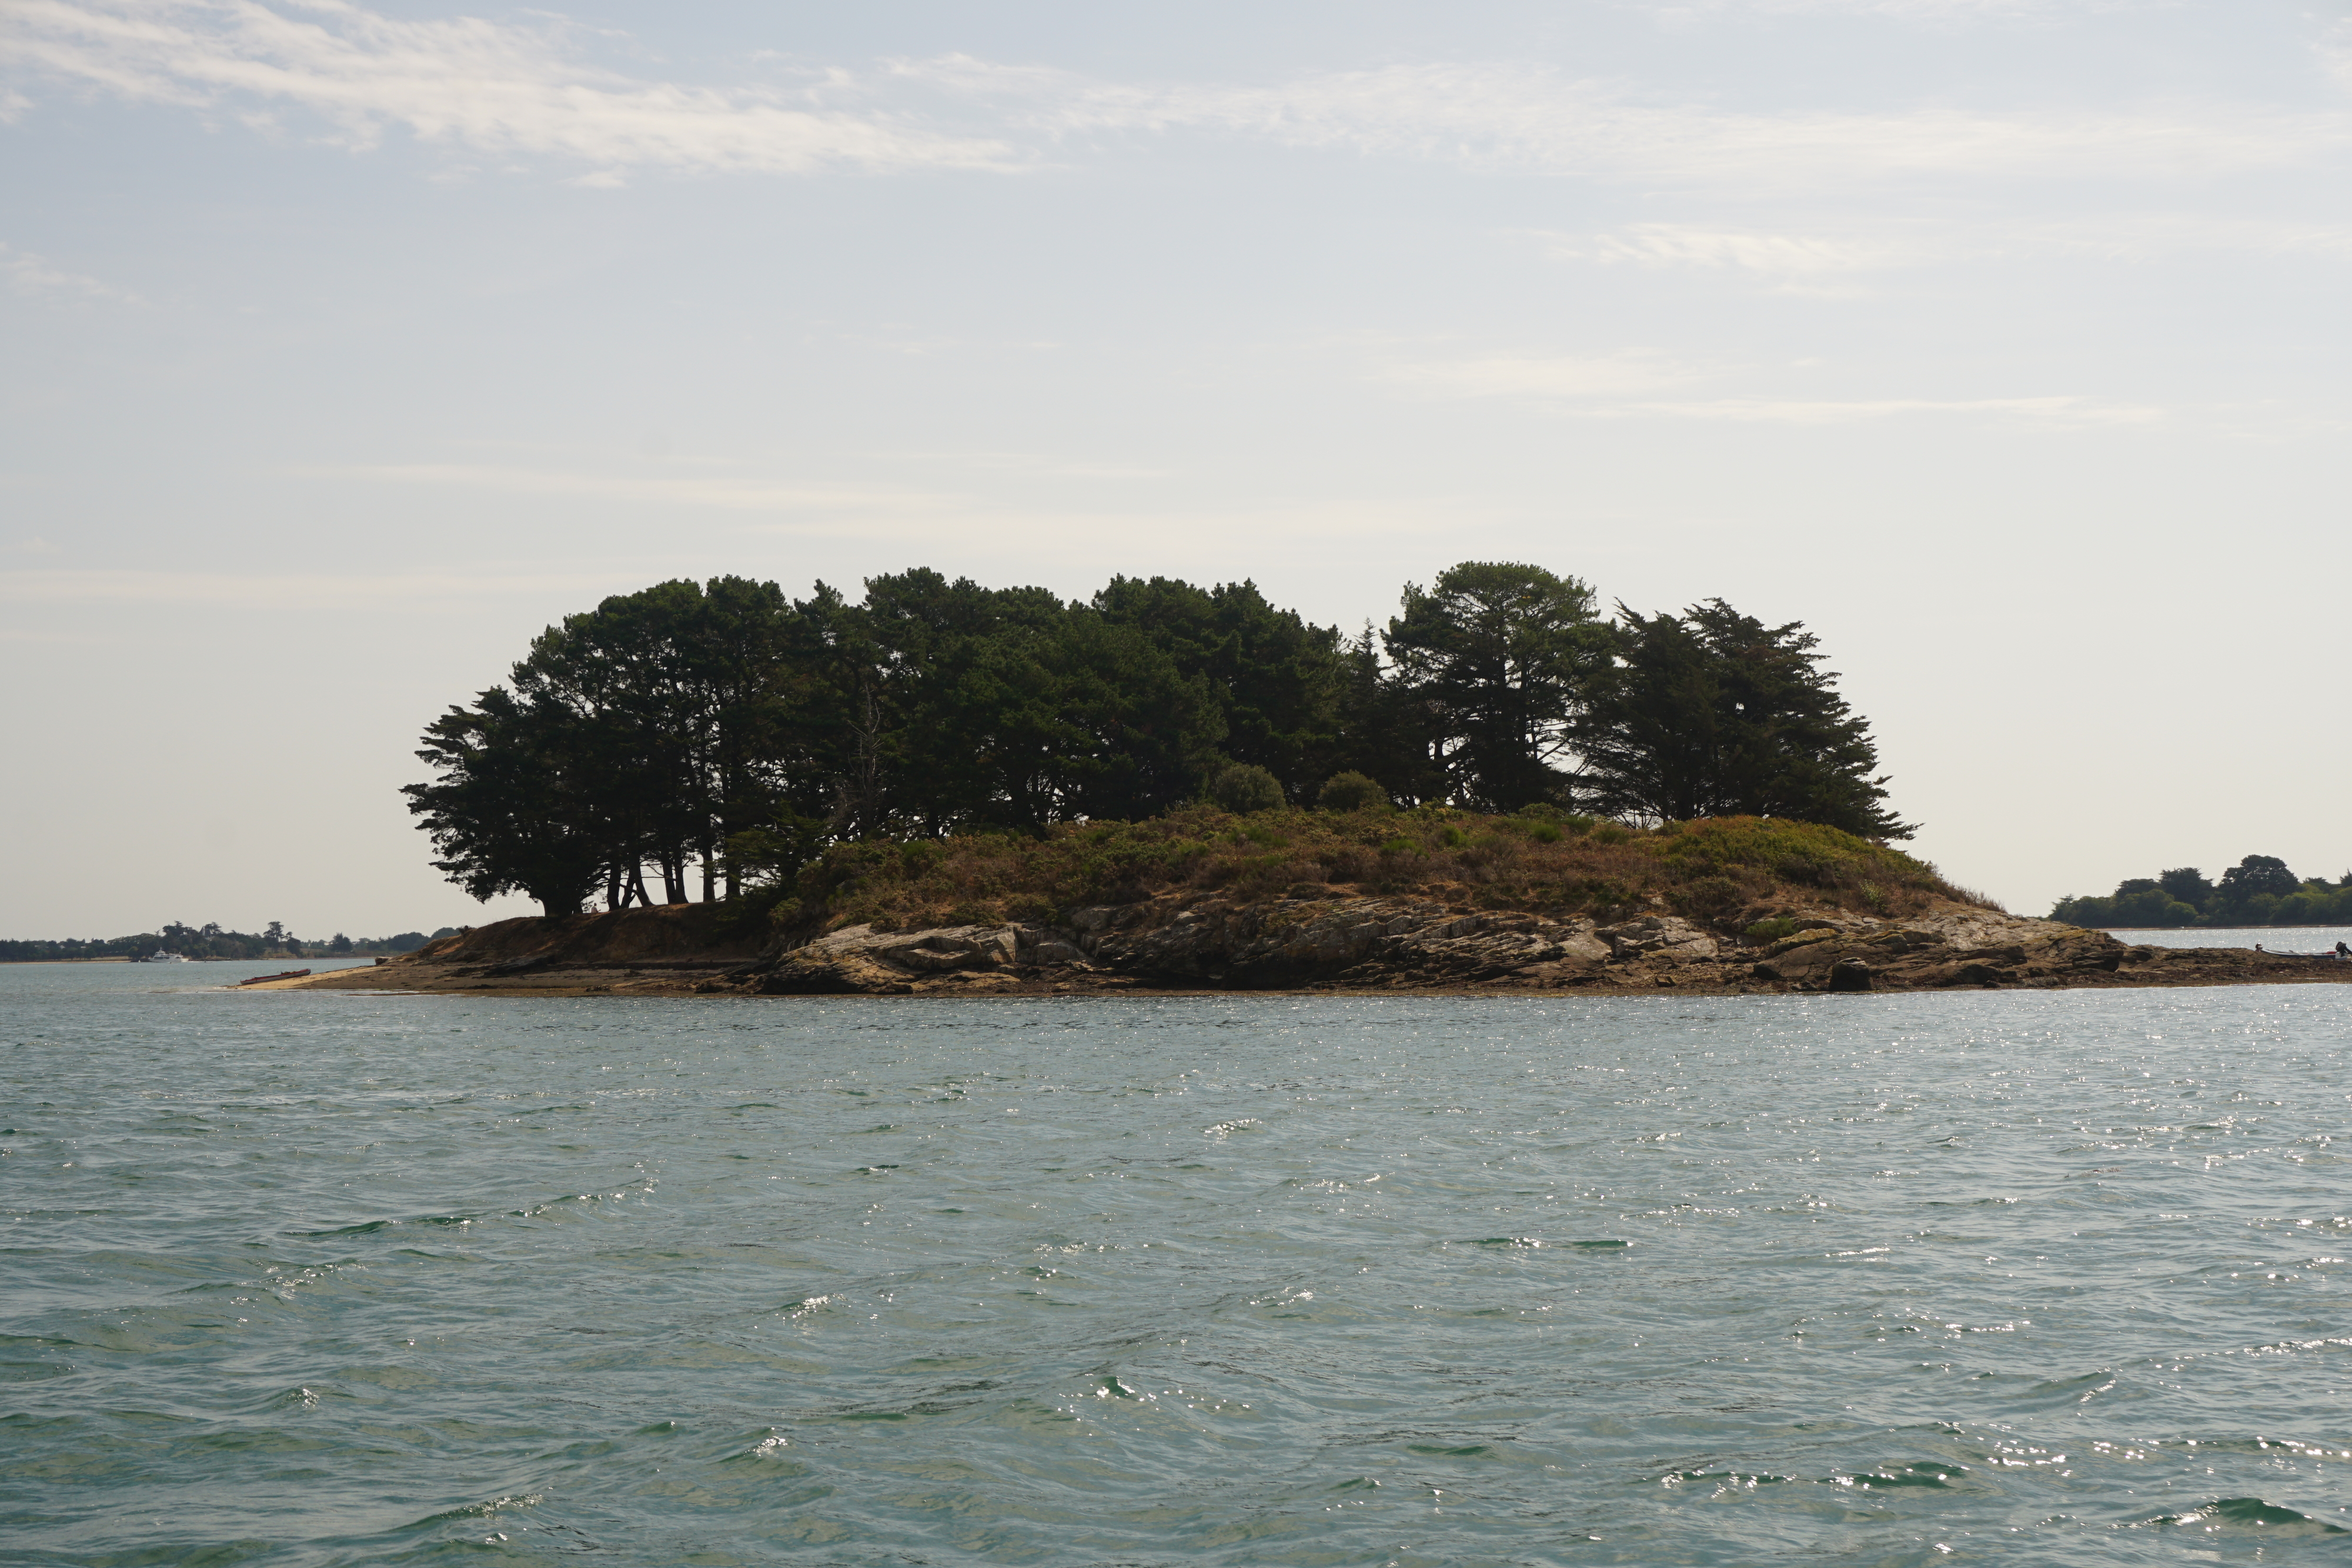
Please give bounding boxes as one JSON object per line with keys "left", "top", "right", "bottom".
{"left": 0, "top": 923, "right": 460, "bottom": 963}
{"left": 746, "top": 807, "right": 1969, "bottom": 938}
{"left": 2050, "top": 857, "right": 2352, "bottom": 929}
{"left": 405, "top": 563, "right": 1915, "bottom": 918}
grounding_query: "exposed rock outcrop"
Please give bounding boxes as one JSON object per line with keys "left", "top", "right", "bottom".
{"left": 268, "top": 891, "right": 2352, "bottom": 999}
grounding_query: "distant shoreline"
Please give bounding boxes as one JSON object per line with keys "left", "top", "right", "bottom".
{"left": 2097, "top": 924, "right": 2350, "bottom": 933}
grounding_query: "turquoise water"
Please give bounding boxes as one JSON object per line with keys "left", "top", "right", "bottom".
{"left": 6, "top": 966, "right": 2352, "bottom": 1565}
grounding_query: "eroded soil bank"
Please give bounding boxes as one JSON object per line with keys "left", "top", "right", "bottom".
{"left": 260, "top": 895, "right": 2351, "bottom": 999}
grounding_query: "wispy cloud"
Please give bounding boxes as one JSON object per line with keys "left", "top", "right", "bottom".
{"left": 1377, "top": 346, "right": 2159, "bottom": 425}
{"left": 322, "top": 462, "right": 970, "bottom": 517}
{"left": 1590, "top": 395, "right": 2161, "bottom": 425}
{"left": 970, "top": 60, "right": 2347, "bottom": 189}
{"left": 1, "top": 238, "right": 140, "bottom": 300}
{"left": 1538, "top": 213, "right": 2352, "bottom": 280}
{"left": 0, "top": 566, "right": 632, "bottom": 608}
{"left": 0, "top": 0, "right": 1014, "bottom": 176}
{"left": 1381, "top": 349, "right": 1708, "bottom": 399}
{"left": 6, "top": 5, "right": 2343, "bottom": 192}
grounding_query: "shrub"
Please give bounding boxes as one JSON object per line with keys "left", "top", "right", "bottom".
{"left": 1670, "top": 874, "right": 1744, "bottom": 921}
{"left": 1589, "top": 822, "right": 1632, "bottom": 845}
{"left": 1210, "top": 763, "right": 1285, "bottom": 814}
{"left": 1525, "top": 821, "right": 1563, "bottom": 844}
{"left": 1317, "top": 771, "right": 1387, "bottom": 811}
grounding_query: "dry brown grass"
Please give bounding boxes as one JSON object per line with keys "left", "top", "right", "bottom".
{"left": 773, "top": 806, "right": 1978, "bottom": 936}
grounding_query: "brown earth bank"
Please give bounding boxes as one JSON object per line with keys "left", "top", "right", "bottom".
{"left": 260, "top": 894, "right": 2352, "bottom": 999}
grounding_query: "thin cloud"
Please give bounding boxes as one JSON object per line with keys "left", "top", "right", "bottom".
{"left": 0, "top": 0, "right": 1015, "bottom": 176}
{"left": 324, "top": 462, "right": 970, "bottom": 514}
{"left": 1595, "top": 395, "right": 2162, "bottom": 424}
{"left": 1544, "top": 215, "right": 2352, "bottom": 277}
{"left": 997, "top": 61, "right": 2348, "bottom": 189}
{"left": 7, "top": 9, "right": 2341, "bottom": 192}
{"left": 1377, "top": 346, "right": 2159, "bottom": 425}
{"left": 1383, "top": 349, "right": 1709, "bottom": 399}
{"left": 0, "top": 567, "right": 633, "bottom": 609}
{"left": 1, "top": 239, "right": 140, "bottom": 300}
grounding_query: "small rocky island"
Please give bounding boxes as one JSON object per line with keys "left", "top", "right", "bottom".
{"left": 267, "top": 890, "right": 2343, "bottom": 1000}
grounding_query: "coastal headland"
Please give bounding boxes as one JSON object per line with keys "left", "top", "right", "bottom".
{"left": 263, "top": 892, "right": 2347, "bottom": 1000}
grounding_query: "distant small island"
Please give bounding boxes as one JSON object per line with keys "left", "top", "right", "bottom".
{"left": 0, "top": 921, "right": 465, "bottom": 964}
{"left": 2049, "top": 857, "right": 2352, "bottom": 930}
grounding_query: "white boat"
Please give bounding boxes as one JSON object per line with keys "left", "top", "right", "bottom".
{"left": 133, "top": 948, "right": 191, "bottom": 963}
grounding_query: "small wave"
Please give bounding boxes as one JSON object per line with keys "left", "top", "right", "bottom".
{"left": 2143, "top": 1497, "right": 2349, "bottom": 1535}
{"left": 289, "top": 1214, "right": 477, "bottom": 1238}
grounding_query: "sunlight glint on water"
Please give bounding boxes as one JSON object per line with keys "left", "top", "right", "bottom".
{"left": 5, "top": 965, "right": 2352, "bottom": 1565}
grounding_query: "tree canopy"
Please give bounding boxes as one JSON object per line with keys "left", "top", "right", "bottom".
{"left": 405, "top": 566, "right": 1917, "bottom": 915}
{"left": 1575, "top": 601, "right": 1912, "bottom": 840}
{"left": 2050, "top": 854, "right": 2352, "bottom": 929}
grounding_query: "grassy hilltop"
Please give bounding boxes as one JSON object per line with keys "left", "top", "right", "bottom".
{"left": 777, "top": 807, "right": 1984, "bottom": 939}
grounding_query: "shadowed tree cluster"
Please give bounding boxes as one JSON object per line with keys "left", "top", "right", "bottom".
{"left": 405, "top": 564, "right": 1913, "bottom": 916}
{"left": 2050, "top": 855, "right": 2352, "bottom": 929}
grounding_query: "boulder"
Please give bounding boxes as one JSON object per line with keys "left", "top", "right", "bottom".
{"left": 1597, "top": 915, "right": 1719, "bottom": 962}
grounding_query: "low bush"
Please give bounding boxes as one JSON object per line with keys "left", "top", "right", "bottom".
{"left": 1210, "top": 764, "right": 1285, "bottom": 815}
{"left": 1317, "top": 771, "right": 1387, "bottom": 811}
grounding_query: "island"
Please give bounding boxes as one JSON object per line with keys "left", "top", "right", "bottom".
{"left": 263, "top": 810, "right": 2346, "bottom": 998}
{"left": 248, "top": 566, "right": 2347, "bottom": 999}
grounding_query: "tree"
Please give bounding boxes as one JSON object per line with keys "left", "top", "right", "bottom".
{"left": 2216, "top": 854, "right": 2298, "bottom": 915}
{"left": 1325, "top": 625, "right": 1444, "bottom": 806}
{"left": 2157, "top": 867, "right": 2213, "bottom": 910}
{"left": 1575, "top": 600, "right": 1913, "bottom": 839}
{"left": 1383, "top": 562, "right": 1611, "bottom": 810}
{"left": 402, "top": 686, "right": 606, "bottom": 918}
{"left": 1093, "top": 576, "right": 1345, "bottom": 802}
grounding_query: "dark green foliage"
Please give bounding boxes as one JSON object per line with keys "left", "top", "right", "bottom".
{"left": 1316, "top": 770, "right": 1386, "bottom": 811}
{"left": 404, "top": 564, "right": 1919, "bottom": 914}
{"left": 2218, "top": 855, "right": 2298, "bottom": 906}
{"left": 1382, "top": 561, "right": 1611, "bottom": 810}
{"left": 1093, "top": 577, "right": 1345, "bottom": 803}
{"left": 1209, "top": 763, "right": 1286, "bottom": 813}
{"left": 2158, "top": 867, "right": 2214, "bottom": 910}
{"left": 1575, "top": 600, "right": 1912, "bottom": 840}
{"left": 0, "top": 923, "right": 441, "bottom": 962}
{"left": 2050, "top": 852, "right": 2352, "bottom": 928}
{"left": 403, "top": 686, "right": 608, "bottom": 918}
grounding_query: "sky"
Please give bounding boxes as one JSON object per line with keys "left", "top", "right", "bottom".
{"left": 3, "top": 0, "right": 2348, "bottom": 940}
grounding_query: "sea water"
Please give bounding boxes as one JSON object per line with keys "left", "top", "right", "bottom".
{"left": 2114, "top": 925, "right": 2352, "bottom": 954}
{"left": 6, "top": 964, "right": 2352, "bottom": 1566}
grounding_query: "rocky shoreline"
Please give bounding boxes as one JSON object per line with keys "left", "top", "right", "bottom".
{"left": 261, "top": 892, "right": 2351, "bottom": 999}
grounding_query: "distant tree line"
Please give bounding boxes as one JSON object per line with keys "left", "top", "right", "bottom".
{"left": 0, "top": 922, "right": 460, "bottom": 963}
{"left": 2050, "top": 857, "right": 2352, "bottom": 929}
{"left": 405, "top": 563, "right": 1913, "bottom": 918}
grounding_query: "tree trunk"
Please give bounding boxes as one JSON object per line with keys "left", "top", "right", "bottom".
{"left": 629, "top": 863, "right": 653, "bottom": 909}
{"left": 701, "top": 849, "right": 716, "bottom": 902}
